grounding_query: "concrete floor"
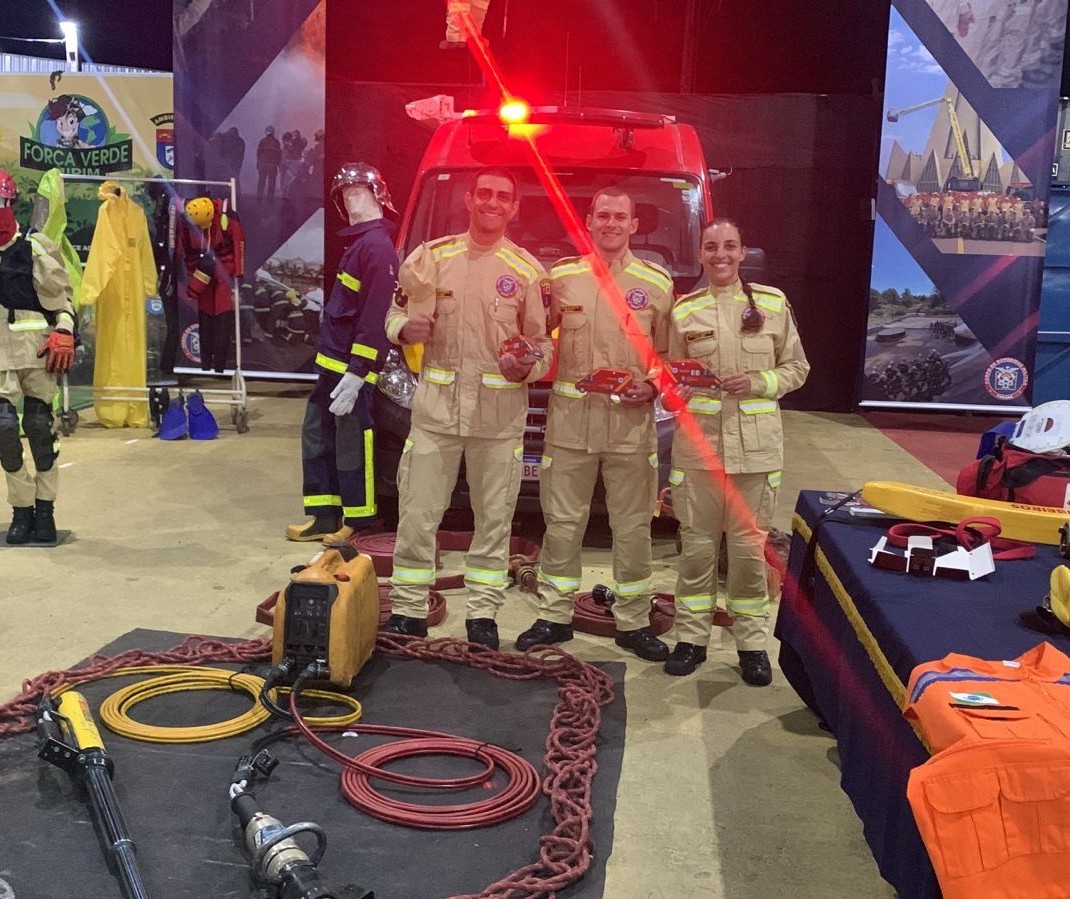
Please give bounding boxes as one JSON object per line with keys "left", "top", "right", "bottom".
{"left": 1, "top": 385, "right": 952, "bottom": 897}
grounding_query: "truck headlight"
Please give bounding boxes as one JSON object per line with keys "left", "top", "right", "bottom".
{"left": 376, "top": 348, "right": 416, "bottom": 409}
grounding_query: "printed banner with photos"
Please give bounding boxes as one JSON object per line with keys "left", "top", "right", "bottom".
{"left": 861, "top": 0, "right": 1067, "bottom": 410}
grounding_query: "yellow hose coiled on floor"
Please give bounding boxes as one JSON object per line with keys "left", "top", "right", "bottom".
{"left": 54, "top": 665, "right": 362, "bottom": 743}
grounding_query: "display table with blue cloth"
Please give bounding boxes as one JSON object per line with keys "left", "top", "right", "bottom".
{"left": 775, "top": 490, "right": 1070, "bottom": 899}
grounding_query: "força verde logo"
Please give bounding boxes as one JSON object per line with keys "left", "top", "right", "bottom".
{"left": 19, "top": 93, "right": 134, "bottom": 175}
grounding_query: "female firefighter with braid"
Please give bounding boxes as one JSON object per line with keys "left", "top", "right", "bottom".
{"left": 665, "top": 219, "right": 808, "bottom": 685}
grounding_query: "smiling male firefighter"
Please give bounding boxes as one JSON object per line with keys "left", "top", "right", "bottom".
{"left": 515, "top": 186, "right": 674, "bottom": 661}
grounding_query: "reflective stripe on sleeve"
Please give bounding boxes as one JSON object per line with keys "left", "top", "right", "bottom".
{"left": 760, "top": 370, "right": 778, "bottom": 397}
{"left": 315, "top": 352, "right": 347, "bottom": 374}
{"left": 687, "top": 396, "right": 721, "bottom": 415}
{"left": 424, "top": 367, "right": 456, "bottom": 385}
{"left": 552, "top": 380, "right": 584, "bottom": 398}
{"left": 481, "top": 372, "right": 522, "bottom": 389}
{"left": 339, "top": 272, "right": 361, "bottom": 292}
{"left": 350, "top": 343, "right": 377, "bottom": 360}
{"left": 739, "top": 399, "right": 777, "bottom": 415}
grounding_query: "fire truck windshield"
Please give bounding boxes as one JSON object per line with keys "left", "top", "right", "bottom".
{"left": 402, "top": 167, "right": 705, "bottom": 292}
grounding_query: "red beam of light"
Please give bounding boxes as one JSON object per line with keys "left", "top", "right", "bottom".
{"left": 455, "top": 6, "right": 776, "bottom": 587}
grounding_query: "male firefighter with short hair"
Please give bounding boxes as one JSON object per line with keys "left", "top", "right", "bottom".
{"left": 0, "top": 167, "right": 76, "bottom": 544}
{"left": 385, "top": 166, "right": 551, "bottom": 648}
{"left": 516, "top": 186, "right": 674, "bottom": 661}
{"left": 286, "top": 163, "right": 398, "bottom": 546}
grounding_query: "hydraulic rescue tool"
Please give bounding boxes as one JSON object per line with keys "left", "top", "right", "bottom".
{"left": 861, "top": 481, "right": 1069, "bottom": 546}
{"left": 230, "top": 752, "right": 374, "bottom": 899}
{"left": 37, "top": 691, "right": 150, "bottom": 899}
{"left": 271, "top": 550, "right": 379, "bottom": 690}
{"left": 575, "top": 367, "right": 634, "bottom": 396}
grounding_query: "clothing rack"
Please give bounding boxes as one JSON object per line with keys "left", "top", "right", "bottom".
{"left": 59, "top": 173, "right": 248, "bottom": 433}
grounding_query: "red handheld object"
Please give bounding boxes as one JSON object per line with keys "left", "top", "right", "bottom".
{"left": 498, "top": 334, "right": 544, "bottom": 361}
{"left": 666, "top": 358, "right": 721, "bottom": 389}
{"left": 576, "top": 368, "right": 633, "bottom": 395}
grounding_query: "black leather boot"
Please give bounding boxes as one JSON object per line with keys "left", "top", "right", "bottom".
{"left": 383, "top": 614, "right": 429, "bottom": 637}
{"left": 33, "top": 499, "right": 57, "bottom": 544}
{"left": 6, "top": 506, "right": 35, "bottom": 545}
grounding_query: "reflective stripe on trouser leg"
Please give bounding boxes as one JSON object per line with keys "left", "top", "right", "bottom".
{"left": 724, "top": 471, "right": 778, "bottom": 652}
{"left": 672, "top": 467, "right": 725, "bottom": 647}
{"left": 602, "top": 449, "right": 658, "bottom": 632}
{"left": 335, "top": 388, "right": 377, "bottom": 526}
{"left": 389, "top": 427, "right": 464, "bottom": 617}
{"left": 1, "top": 368, "right": 59, "bottom": 507}
{"left": 463, "top": 436, "right": 524, "bottom": 619}
{"left": 301, "top": 375, "right": 342, "bottom": 514}
{"left": 537, "top": 446, "right": 600, "bottom": 624}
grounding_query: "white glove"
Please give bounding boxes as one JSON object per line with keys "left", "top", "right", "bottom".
{"left": 328, "top": 372, "right": 364, "bottom": 416}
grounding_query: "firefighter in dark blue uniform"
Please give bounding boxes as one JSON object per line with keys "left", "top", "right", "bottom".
{"left": 286, "top": 163, "right": 399, "bottom": 545}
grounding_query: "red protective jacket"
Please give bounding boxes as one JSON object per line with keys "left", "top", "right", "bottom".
{"left": 177, "top": 198, "right": 244, "bottom": 315}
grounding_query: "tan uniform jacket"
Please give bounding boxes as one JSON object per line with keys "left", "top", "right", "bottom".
{"left": 668, "top": 280, "right": 808, "bottom": 474}
{"left": 544, "top": 250, "right": 672, "bottom": 454}
{"left": 386, "top": 233, "right": 551, "bottom": 439}
{"left": 0, "top": 231, "right": 75, "bottom": 371}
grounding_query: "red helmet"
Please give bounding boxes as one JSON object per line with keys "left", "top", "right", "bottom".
{"left": 0, "top": 168, "right": 16, "bottom": 202}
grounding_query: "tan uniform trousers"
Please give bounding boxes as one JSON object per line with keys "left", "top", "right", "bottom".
{"left": 1, "top": 367, "right": 59, "bottom": 508}
{"left": 389, "top": 423, "right": 522, "bottom": 619}
{"left": 672, "top": 468, "right": 778, "bottom": 651}
{"left": 537, "top": 445, "right": 658, "bottom": 632}
{"left": 445, "top": 0, "right": 491, "bottom": 42}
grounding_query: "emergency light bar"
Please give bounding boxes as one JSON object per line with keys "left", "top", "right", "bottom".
{"left": 462, "top": 106, "right": 675, "bottom": 129}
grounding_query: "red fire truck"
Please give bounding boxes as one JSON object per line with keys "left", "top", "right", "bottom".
{"left": 374, "top": 106, "right": 759, "bottom": 519}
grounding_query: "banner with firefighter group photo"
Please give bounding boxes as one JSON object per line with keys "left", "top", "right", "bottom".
{"left": 173, "top": 0, "right": 326, "bottom": 379}
{"left": 862, "top": 0, "right": 1067, "bottom": 410}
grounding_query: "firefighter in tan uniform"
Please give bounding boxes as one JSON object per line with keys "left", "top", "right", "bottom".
{"left": 665, "top": 219, "right": 808, "bottom": 685}
{"left": 514, "top": 187, "right": 673, "bottom": 660}
{"left": 385, "top": 167, "right": 551, "bottom": 648}
{"left": 0, "top": 168, "right": 76, "bottom": 545}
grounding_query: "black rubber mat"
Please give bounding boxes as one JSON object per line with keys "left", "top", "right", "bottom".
{"left": 0, "top": 629, "right": 625, "bottom": 899}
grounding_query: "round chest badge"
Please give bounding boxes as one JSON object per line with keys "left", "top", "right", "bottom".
{"left": 626, "top": 288, "right": 648, "bottom": 310}
{"left": 983, "top": 357, "right": 1028, "bottom": 401}
{"left": 496, "top": 275, "right": 519, "bottom": 298}
{"left": 181, "top": 323, "right": 202, "bottom": 364}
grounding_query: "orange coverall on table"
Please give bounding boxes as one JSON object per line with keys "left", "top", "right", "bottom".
{"left": 536, "top": 251, "right": 672, "bottom": 631}
{"left": 902, "top": 643, "right": 1070, "bottom": 898}
{"left": 385, "top": 232, "right": 551, "bottom": 620}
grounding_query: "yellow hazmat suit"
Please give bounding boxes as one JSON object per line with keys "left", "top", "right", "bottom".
{"left": 35, "top": 168, "right": 84, "bottom": 311}
{"left": 80, "top": 182, "right": 157, "bottom": 428}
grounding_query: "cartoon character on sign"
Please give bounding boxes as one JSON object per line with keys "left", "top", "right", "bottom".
{"left": 44, "top": 95, "right": 103, "bottom": 149}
